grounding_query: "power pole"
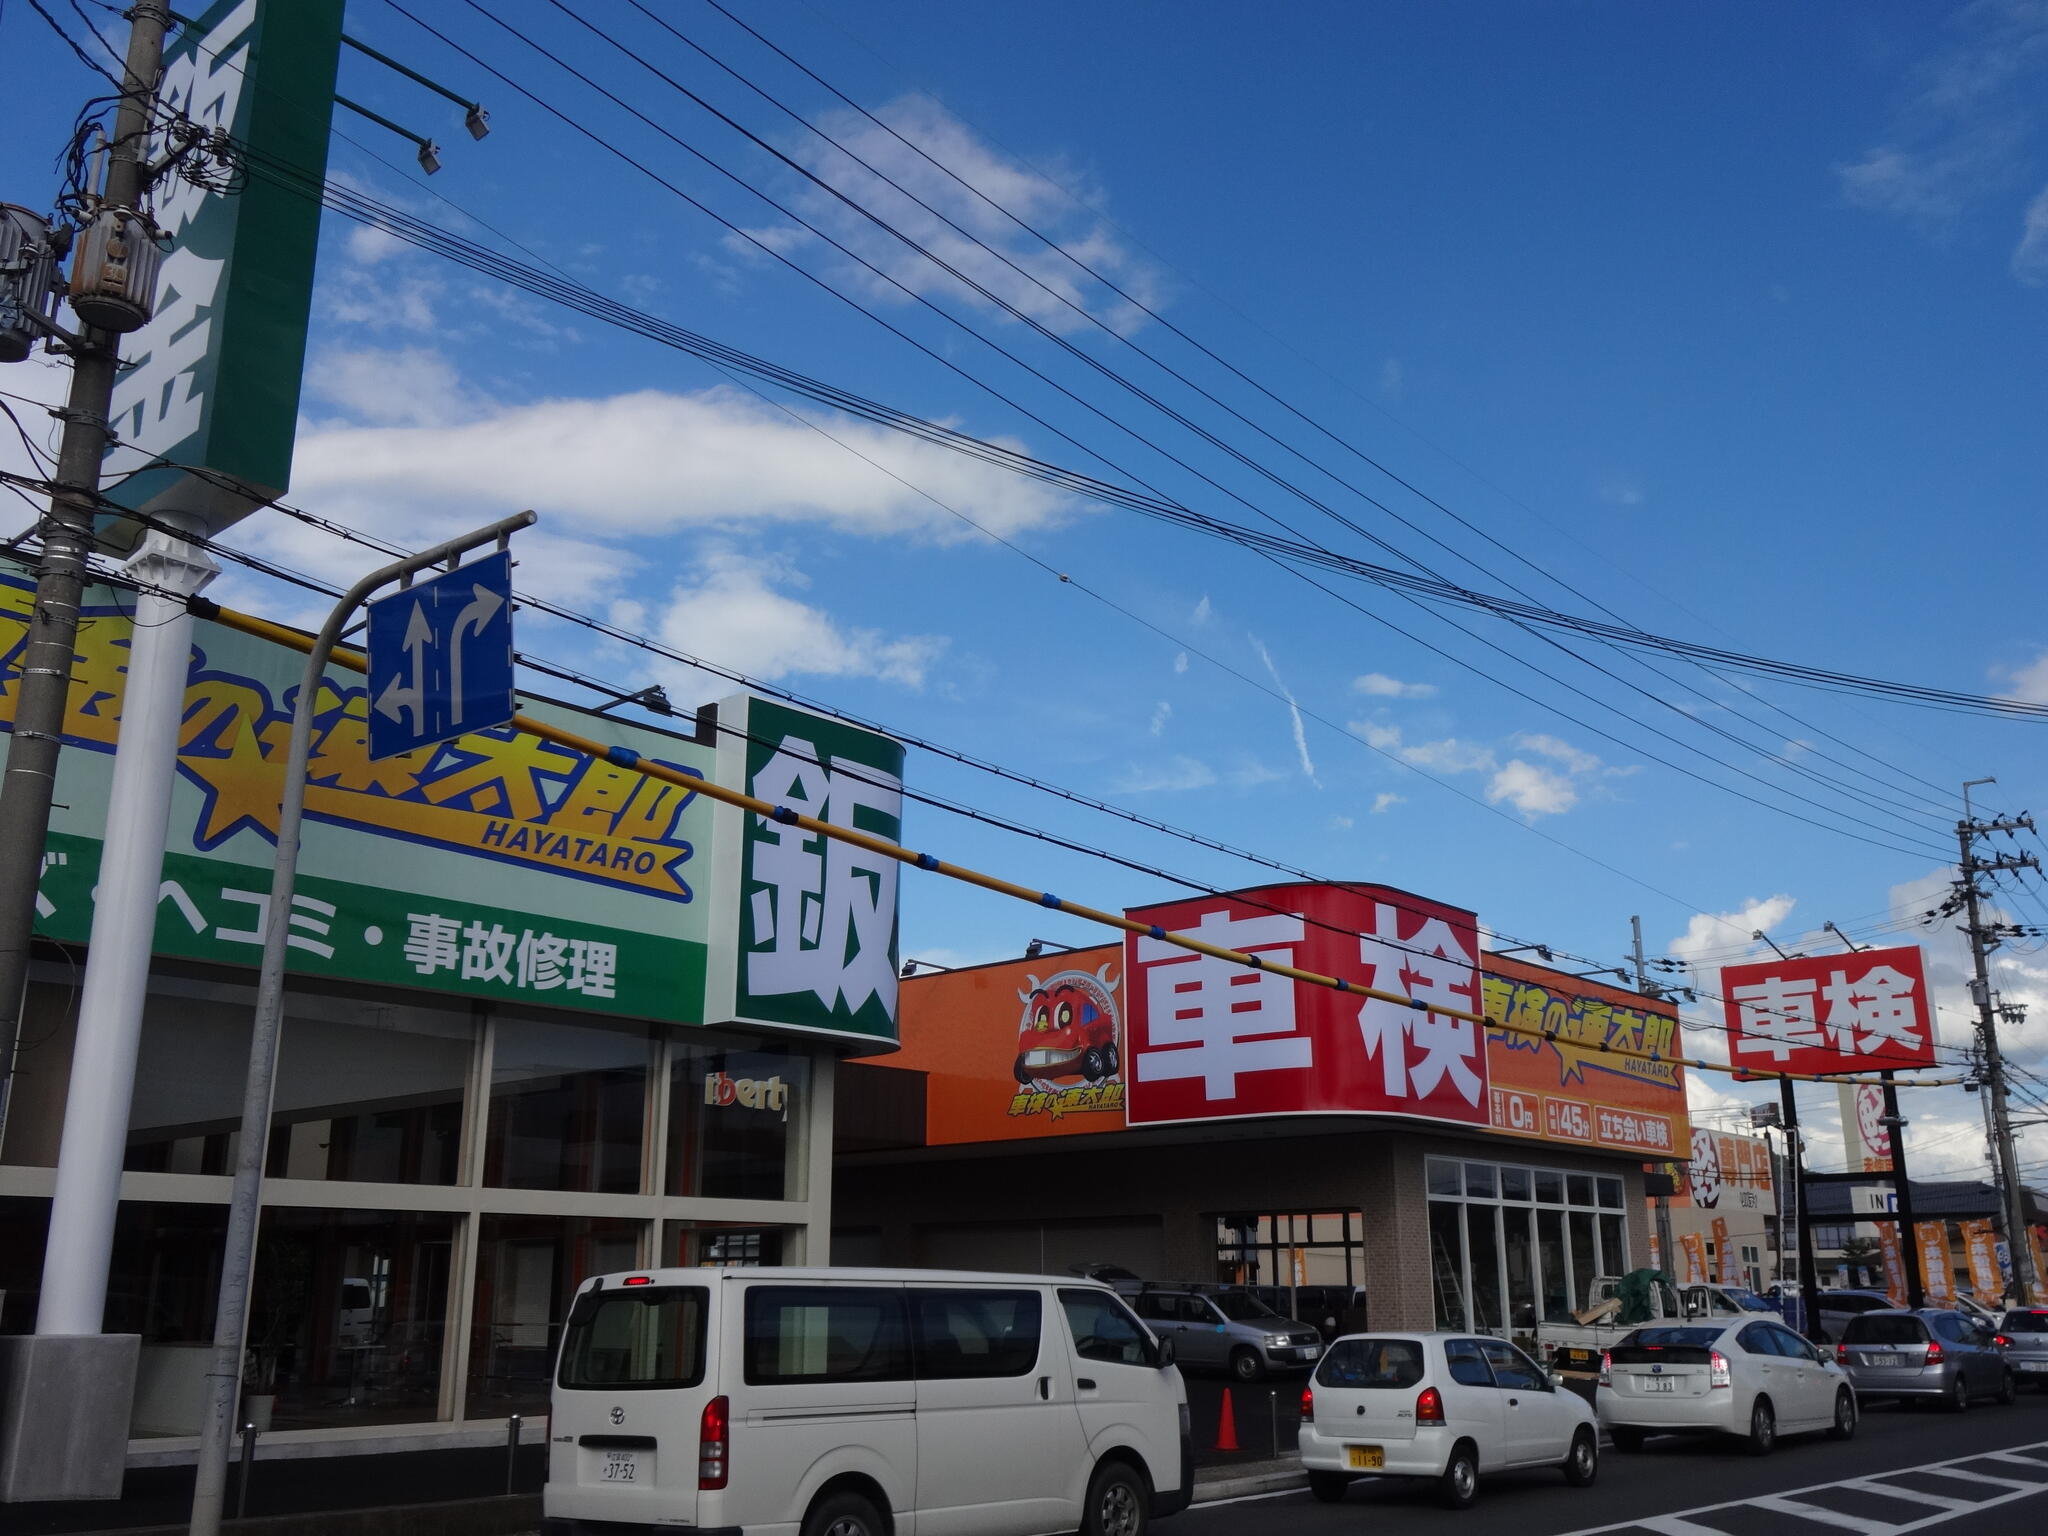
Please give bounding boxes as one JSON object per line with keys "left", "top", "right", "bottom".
{"left": 0, "top": 2, "right": 172, "bottom": 1142}
{"left": 1630, "top": 915, "right": 1679, "bottom": 1274}
{"left": 1957, "top": 779, "right": 2039, "bottom": 1304}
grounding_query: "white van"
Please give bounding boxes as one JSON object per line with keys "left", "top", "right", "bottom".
{"left": 542, "top": 1266, "right": 1192, "bottom": 1536}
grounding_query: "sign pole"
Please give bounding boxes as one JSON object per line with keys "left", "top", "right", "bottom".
{"left": 187, "top": 513, "right": 532, "bottom": 1536}
{"left": 1881, "top": 1071, "right": 1924, "bottom": 1308}
{"left": 1778, "top": 1080, "right": 1823, "bottom": 1340}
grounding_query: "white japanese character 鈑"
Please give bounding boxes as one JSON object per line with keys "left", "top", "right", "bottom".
{"left": 568, "top": 939, "right": 617, "bottom": 999}
{"left": 461, "top": 921, "right": 516, "bottom": 984}
{"left": 404, "top": 913, "right": 462, "bottom": 975}
{"left": 1355, "top": 904, "right": 1482, "bottom": 1104}
{"left": 517, "top": 930, "right": 568, "bottom": 990}
{"left": 1820, "top": 964, "right": 1922, "bottom": 1055}
{"left": 1133, "top": 909, "right": 1310, "bottom": 1100}
{"left": 1729, "top": 974, "right": 1823, "bottom": 1062}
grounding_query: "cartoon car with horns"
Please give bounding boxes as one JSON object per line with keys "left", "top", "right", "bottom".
{"left": 1014, "top": 965, "right": 1120, "bottom": 1087}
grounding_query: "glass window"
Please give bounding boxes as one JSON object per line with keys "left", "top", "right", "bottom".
{"left": 484, "top": 1015, "right": 650, "bottom": 1193}
{"left": 1466, "top": 1205, "right": 1504, "bottom": 1333}
{"left": 911, "top": 1290, "right": 1041, "bottom": 1379}
{"left": 1930, "top": 1315, "right": 1969, "bottom": 1344}
{"left": 1598, "top": 1213, "right": 1627, "bottom": 1278}
{"left": 1534, "top": 1170, "right": 1565, "bottom": 1205}
{"left": 1567, "top": 1174, "right": 1595, "bottom": 1207}
{"left": 1737, "top": 1322, "right": 1780, "bottom": 1356}
{"left": 1464, "top": 1163, "right": 1498, "bottom": 1199}
{"left": 668, "top": 1039, "right": 810, "bottom": 1201}
{"left": 1058, "top": 1289, "right": 1154, "bottom": 1366}
{"left": 1500, "top": 1167, "right": 1531, "bottom": 1202}
{"left": 1769, "top": 1325, "right": 1817, "bottom": 1361}
{"left": 662, "top": 1222, "right": 789, "bottom": 1269}
{"left": 1179, "top": 1295, "right": 1214, "bottom": 1324}
{"left": 1316, "top": 1338, "right": 1423, "bottom": 1388}
{"left": 2003, "top": 1311, "right": 2048, "bottom": 1334}
{"left": 1621, "top": 1326, "right": 1723, "bottom": 1348}
{"left": 1502, "top": 1207, "right": 1536, "bottom": 1331}
{"left": 1841, "top": 1315, "right": 1925, "bottom": 1345}
{"left": 1597, "top": 1177, "right": 1624, "bottom": 1210}
{"left": 1569, "top": 1211, "right": 1596, "bottom": 1312}
{"left": 1443, "top": 1338, "right": 1494, "bottom": 1386}
{"left": 1133, "top": 1294, "right": 1177, "bottom": 1321}
{"left": 1478, "top": 1338, "right": 1547, "bottom": 1390}
{"left": 1429, "top": 1200, "right": 1467, "bottom": 1330}
{"left": 1427, "top": 1159, "right": 1463, "bottom": 1197}
{"left": 1537, "top": 1208, "right": 1571, "bottom": 1321}
{"left": 559, "top": 1286, "right": 707, "bottom": 1389}
{"left": 466, "top": 1213, "right": 641, "bottom": 1417}
{"left": 1211, "top": 1291, "right": 1277, "bottom": 1321}
{"left": 744, "top": 1286, "right": 911, "bottom": 1384}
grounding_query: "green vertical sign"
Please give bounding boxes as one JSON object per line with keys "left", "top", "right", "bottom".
{"left": 705, "top": 695, "right": 904, "bottom": 1046}
{"left": 102, "top": 0, "right": 344, "bottom": 544}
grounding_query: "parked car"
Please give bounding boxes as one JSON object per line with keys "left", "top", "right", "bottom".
{"left": 1835, "top": 1308, "right": 2017, "bottom": 1409}
{"left": 1999, "top": 1309, "right": 2048, "bottom": 1389}
{"left": 1599, "top": 1319, "right": 1857, "bottom": 1455}
{"left": 1299, "top": 1332, "right": 1598, "bottom": 1510}
{"left": 1069, "top": 1262, "right": 1146, "bottom": 1296}
{"left": 544, "top": 1266, "right": 1190, "bottom": 1536}
{"left": 1296, "top": 1285, "right": 1371, "bottom": 1343}
{"left": 1132, "top": 1287, "right": 1323, "bottom": 1380}
{"left": 1814, "top": 1289, "right": 1896, "bottom": 1343}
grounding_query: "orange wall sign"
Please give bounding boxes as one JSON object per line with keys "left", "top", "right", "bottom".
{"left": 890, "top": 944, "right": 1689, "bottom": 1153}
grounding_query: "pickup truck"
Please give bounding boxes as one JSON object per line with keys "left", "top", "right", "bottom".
{"left": 1535, "top": 1273, "right": 1777, "bottom": 1367}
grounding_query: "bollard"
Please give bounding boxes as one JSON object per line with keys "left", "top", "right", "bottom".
{"left": 506, "top": 1413, "right": 522, "bottom": 1495}
{"left": 1268, "top": 1389, "right": 1278, "bottom": 1456}
{"left": 236, "top": 1423, "right": 258, "bottom": 1521}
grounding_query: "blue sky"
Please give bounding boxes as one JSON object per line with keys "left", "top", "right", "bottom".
{"left": 5, "top": 0, "right": 2048, "bottom": 1177}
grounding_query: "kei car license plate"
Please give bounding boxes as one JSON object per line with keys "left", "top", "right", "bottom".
{"left": 1642, "top": 1376, "right": 1676, "bottom": 1392}
{"left": 2021, "top": 1361, "right": 2048, "bottom": 1373}
{"left": 602, "top": 1451, "right": 639, "bottom": 1482}
{"left": 1868, "top": 1354, "right": 1903, "bottom": 1368}
{"left": 1346, "top": 1445, "right": 1384, "bottom": 1470}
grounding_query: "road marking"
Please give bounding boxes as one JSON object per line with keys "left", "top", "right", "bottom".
{"left": 1189, "top": 1487, "right": 1302, "bottom": 1510}
{"left": 1555, "top": 1436, "right": 2048, "bottom": 1535}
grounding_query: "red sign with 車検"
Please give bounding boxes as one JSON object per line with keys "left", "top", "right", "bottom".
{"left": 1123, "top": 882, "right": 1487, "bottom": 1128}
{"left": 1719, "top": 944, "right": 1936, "bottom": 1077}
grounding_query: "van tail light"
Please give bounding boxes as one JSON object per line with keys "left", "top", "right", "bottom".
{"left": 1709, "top": 1351, "right": 1731, "bottom": 1389}
{"left": 1924, "top": 1340, "right": 1944, "bottom": 1366}
{"left": 1300, "top": 1385, "right": 1314, "bottom": 1424}
{"left": 1598, "top": 1351, "right": 1611, "bottom": 1387}
{"left": 1416, "top": 1386, "right": 1445, "bottom": 1424}
{"left": 698, "top": 1395, "right": 729, "bottom": 1490}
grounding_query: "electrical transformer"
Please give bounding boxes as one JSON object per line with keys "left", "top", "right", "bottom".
{"left": 0, "top": 204, "right": 59, "bottom": 363}
{"left": 67, "top": 206, "right": 162, "bottom": 334}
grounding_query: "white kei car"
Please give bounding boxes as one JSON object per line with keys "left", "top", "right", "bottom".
{"left": 1598, "top": 1318, "right": 1858, "bottom": 1455}
{"left": 1298, "top": 1332, "right": 1599, "bottom": 1509}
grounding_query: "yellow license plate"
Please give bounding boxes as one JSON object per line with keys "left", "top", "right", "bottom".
{"left": 1346, "top": 1445, "right": 1384, "bottom": 1470}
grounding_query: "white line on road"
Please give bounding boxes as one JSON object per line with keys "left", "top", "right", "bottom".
{"left": 1554, "top": 1437, "right": 2048, "bottom": 1536}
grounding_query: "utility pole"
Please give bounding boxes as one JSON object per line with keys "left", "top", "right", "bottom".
{"left": 1630, "top": 915, "right": 1679, "bottom": 1275}
{"left": 1957, "top": 778, "right": 2039, "bottom": 1304}
{"left": 0, "top": 2, "right": 171, "bottom": 1148}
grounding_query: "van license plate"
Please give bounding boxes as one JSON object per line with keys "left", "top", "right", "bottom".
{"left": 1642, "top": 1376, "right": 1675, "bottom": 1393}
{"left": 602, "top": 1451, "right": 639, "bottom": 1483}
{"left": 1345, "top": 1446, "right": 1383, "bottom": 1470}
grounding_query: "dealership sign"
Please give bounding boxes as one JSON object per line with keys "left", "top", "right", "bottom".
{"left": 1720, "top": 945, "right": 1936, "bottom": 1076}
{"left": 1122, "top": 882, "right": 1486, "bottom": 1128}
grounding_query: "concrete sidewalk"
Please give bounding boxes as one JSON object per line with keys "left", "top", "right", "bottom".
{"left": 1192, "top": 1454, "right": 1306, "bottom": 1503}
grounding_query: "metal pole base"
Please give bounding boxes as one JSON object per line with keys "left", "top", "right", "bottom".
{"left": 0, "top": 1334, "right": 140, "bottom": 1501}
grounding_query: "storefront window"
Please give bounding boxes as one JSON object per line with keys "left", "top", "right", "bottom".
{"left": 1426, "top": 1157, "right": 1636, "bottom": 1335}
{"left": 668, "top": 1038, "right": 810, "bottom": 1200}
{"left": 662, "top": 1220, "right": 792, "bottom": 1268}
{"left": 466, "top": 1214, "right": 643, "bottom": 1417}
{"left": 484, "top": 1015, "right": 651, "bottom": 1193}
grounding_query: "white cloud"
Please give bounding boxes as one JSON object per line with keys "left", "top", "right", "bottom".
{"left": 1190, "top": 595, "right": 1212, "bottom": 626}
{"left": 1486, "top": 759, "right": 1578, "bottom": 817}
{"left": 652, "top": 547, "right": 945, "bottom": 695}
{"left": 1354, "top": 671, "right": 1437, "bottom": 699}
{"left": 305, "top": 346, "right": 485, "bottom": 428}
{"left": 1371, "top": 792, "right": 1405, "bottom": 814}
{"left": 756, "top": 95, "right": 1169, "bottom": 336}
{"left": 1995, "top": 649, "right": 2048, "bottom": 702}
{"left": 1350, "top": 720, "right": 1405, "bottom": 752}
{"left": 1328, "top": 814, "right": 1355, "bottom": 830}
{"left": 292, "top": 381, "right": 1073, "bottom": 543}
{"left": 1598, "top": 474, "right": 1644, "bottom": 508}
{"left": 1112, "top": 755, "right": 1216, "bottom": 793}
{"left": 1514, "top": 732, "right": 1603, "bottom": 776}
{"left": 1378, "top": 358, "right": 1404, "bottom": 400}
{"left": 1172, "top": 651, "right": 1189, "bottom": 674}
{"left": 1149, "top": 700, "right": 1171, "bottom": 737}
{"left": 1667, "top": 895, "right": 1797, "bottom": 968}
{"left": 1250, "top": 635, "right": 1319, "bottom": 787}
{"left": 1398, "top": 736, "right": 1498, "bottom": 774}
{"left": 2017, "top": 184, "right": 2048, "bottom": 281}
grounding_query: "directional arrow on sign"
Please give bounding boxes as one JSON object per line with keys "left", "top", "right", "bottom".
{"left": 447, "top": 581, "right": 503, "bottom": 726}
{"left": 373, "top": 599, "right": 431, "bottom": 735}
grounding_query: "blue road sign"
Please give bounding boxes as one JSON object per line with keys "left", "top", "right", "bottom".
{"left": 366, "top": 550, "right": 516, "bottom": 760}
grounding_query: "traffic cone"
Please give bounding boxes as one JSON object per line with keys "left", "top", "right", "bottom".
{"left": 1214, "top": 1388, "right": 1240, "bottom": 1452}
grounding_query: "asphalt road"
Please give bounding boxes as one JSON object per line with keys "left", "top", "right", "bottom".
{"left": 1174, "top": 1389, "right": 2048, "bottom": 1535}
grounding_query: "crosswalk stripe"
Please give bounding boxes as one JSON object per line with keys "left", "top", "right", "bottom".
{"left": 1844, "top": 1479, "right": 1969, "bottom": 1512}
{"left": 1746, "top": 1494, "right": 1896, "bottom": 1533}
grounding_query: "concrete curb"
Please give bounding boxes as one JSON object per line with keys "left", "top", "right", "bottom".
{"left": 1193, "top": 1463, "right": 1306, "bottom": 1502}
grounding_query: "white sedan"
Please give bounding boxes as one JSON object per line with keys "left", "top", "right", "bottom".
{"left": 1299, "top": 1332, "right": 1599, "bottom": 1509}
{"left": 1598, "top": 1319, "right": 1858, "bottom": 1455}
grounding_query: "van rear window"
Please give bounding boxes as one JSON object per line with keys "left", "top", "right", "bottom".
{"left": 1316, "top": 1338, "right": 1423, "bottom": 1388}
{"left": 559, "top": 1286, "right": 707, "bottom": 1391}
{"left": 1842, "top": 1315, "right": 1925, "bottom": 1345}
{"left": 745, "top": 1286, "right": 911, "bottom": 1384}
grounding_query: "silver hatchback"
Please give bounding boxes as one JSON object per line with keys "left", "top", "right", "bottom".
{"left": 1835, "top": 1308, "right": 2016, "bottom": 1409}
{"left": 2001, "top": 1309, "right": 2048, "bottom": 1390}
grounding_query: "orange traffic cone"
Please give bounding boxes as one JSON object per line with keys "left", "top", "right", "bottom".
{"left": 1214, "top": 1388, "right": 1240, "bottom": 1452}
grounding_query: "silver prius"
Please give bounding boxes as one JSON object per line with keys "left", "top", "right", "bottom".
{"left": 1599, "top": 1319, "right": 1857, "bottom": 1455}
{"left": 1834, "top": 1308, "right": 2017, "bottom": 1408}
